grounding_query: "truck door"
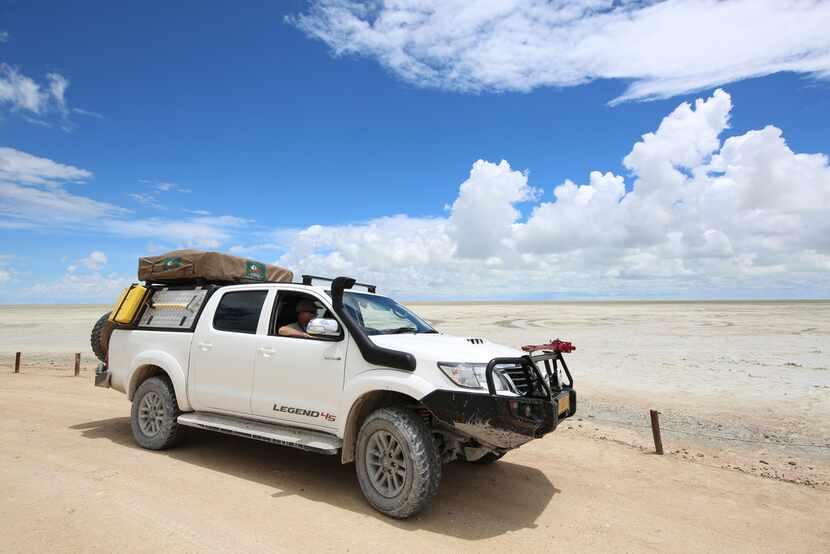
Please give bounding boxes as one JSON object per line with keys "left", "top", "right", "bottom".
{"left": 189, "top": 288, "right": 271, "bottom": 415}
{"left": 251, "top": 291, "right": 347, "bottom": 430}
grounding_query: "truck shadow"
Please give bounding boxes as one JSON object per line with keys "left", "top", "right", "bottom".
{"left": 71, "top": 417, "right": 559, "bottom": 540}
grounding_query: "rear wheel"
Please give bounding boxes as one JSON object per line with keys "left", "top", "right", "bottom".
{"left": 355, "top": 407, "right": 441, "bottom": 518}
{"left": 130, "top": 376, "right": 181, "bottom": 450}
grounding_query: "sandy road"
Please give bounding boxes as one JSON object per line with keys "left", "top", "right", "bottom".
{"left": 1, "top": 369, "right": 828, "bottom": 553}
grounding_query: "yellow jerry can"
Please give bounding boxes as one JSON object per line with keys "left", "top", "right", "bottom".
{"left": 109, "top": 284, "right": 148, "bottom": 325}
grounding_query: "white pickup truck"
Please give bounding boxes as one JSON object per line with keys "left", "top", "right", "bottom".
{"left": 94, "top": 275, "right": 576, "bottom": 518}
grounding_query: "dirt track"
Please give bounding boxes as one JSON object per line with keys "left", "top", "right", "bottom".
{"left": 1, "top": 368, "right": 828, "bottom": 553}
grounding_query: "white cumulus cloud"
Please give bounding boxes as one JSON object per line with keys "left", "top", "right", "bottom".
{"left": 449, "top": 159, "right": 539, "bottom": 258}
{"left": 0, "top": 64, "right": 72, "bottom": 120}
{"left": 288, "top": 0, "right": 830, "bottom": 102}
{"left": 67, "top": 251, "right": 107, "bottom": 274}
{"left": 22, "top": 270, "right": 132, "bottom": 303}
{"left": 0, "top": 147, "right": 248, "bottom": 249}
{"left": 0, "top": 254, "right": 10, "bottom": 285}
{"left": 82, "top": 251, "right": 107, "bottom": 271}
{"left": 0, "top": 146, "right": 91, "bottom": 185}
{"left": 273, "top": 89, "right": 830, "bottom": 298}
{"left": 128, "top": 179, "right": 193, "bottom": 210}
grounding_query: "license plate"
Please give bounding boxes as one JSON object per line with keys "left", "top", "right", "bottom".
{"left": 557, "top": 393, "right": 570, "bottom": 416}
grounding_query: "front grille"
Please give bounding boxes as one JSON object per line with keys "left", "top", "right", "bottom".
{"left": 466, "top": 337, "right": 484, "bottom": 344}
{"left": 501, "top": 366, "right": 532, "bottom": 395}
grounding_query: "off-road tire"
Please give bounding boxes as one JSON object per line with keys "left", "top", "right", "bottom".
{"left": 355, "top": 407, "right": 441, "bottom": 518}
{"left": 130, "top": 376, "right": 182, "bottom": 450}
{"left": 469, "top": 451, "right": 505, "bottom": 465}
{"left": 90, "top": 311, "right": 113, "bottom": 363}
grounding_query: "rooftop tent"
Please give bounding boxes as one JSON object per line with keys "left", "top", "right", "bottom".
{"left": 138, "top": 249, "right": 293, "bottom": 284}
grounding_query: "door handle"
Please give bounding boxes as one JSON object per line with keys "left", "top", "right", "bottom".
{"left": 197, "top": 342, "right": 213, "bottom": 352}
{"left": 324, "top": 355, "right": 342, "bottom": 361}
{"left": 258, "top": 347, "right": 275, "bottom": 358}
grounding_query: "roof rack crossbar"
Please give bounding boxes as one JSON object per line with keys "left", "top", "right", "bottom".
{"left": 301, "top": 274, "right": 376, "bottom": 293}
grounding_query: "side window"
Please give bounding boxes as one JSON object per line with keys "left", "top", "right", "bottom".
{"left": 271, "top": 292, "right": 336, "bottom": 337}
{"left": 213, "top": 290, "right": 268, "bottom": 334}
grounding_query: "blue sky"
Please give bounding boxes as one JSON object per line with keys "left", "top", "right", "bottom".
{"left": 2, "top": 1, "right": 830, "bottom": 302}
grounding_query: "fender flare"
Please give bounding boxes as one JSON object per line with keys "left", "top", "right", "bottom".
{"left": 128, "top": 350, "right": 191, "bottom": 411}
{"left": 337, "top": 370, "right": 435, "bottom": 463}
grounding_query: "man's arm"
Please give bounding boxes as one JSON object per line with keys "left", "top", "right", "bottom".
{"left": 278, "top": 324, "right": 311, "bottom": 338}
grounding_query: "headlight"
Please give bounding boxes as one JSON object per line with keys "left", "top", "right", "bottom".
{"left": 437, "top": 362, "right": 514, "bottom": 392}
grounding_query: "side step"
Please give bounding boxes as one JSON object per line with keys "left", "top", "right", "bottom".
{"left": 177, "top": 412, "right": 342, "bottom": 455}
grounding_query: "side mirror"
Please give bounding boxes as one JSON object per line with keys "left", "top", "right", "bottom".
{"left": 306, "top": 317, "right": 341, "bottom": 337}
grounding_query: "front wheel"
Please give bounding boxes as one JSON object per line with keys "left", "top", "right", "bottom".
{"left": 355, "top": 407, "right": 441, "bottom": 518}
{"left": 130, "top": 376, "right": 182, "bottom": 450}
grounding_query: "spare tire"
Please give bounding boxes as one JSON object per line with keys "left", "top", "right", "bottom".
{"left": 91, "top": 311, "right": 114, "bottom": 363}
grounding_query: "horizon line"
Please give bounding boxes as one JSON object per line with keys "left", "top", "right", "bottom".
{"left": 1, "top": 298, "right": 829, "bottom": 308}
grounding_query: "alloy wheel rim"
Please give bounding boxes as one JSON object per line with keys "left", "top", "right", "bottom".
{"left": 366, "top": 430, "right": 407, "bottom": 498}
{"left": 138, "top": 391, "right": 165, "bottom": 437}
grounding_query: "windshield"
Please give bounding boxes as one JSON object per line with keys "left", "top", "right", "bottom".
{"left": 343, "top": 292, "right": 437, "bottom": 335}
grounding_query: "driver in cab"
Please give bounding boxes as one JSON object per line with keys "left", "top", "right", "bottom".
{"left": 278, "top": 299, "right": 318, "bottom": 338}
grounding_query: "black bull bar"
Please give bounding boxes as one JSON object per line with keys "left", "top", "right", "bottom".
{"left": 485, "top": 350, "right": 573, "bottom": 397}
{"left": 422, "top": 351, "right": 576, "bottom": 450}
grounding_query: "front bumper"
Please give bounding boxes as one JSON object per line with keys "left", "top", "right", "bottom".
{"left": 422, "top": 387, "right": 576, "bottom": 449}
{"left": 422, "top": 354, "right": 576, "bottom": 450}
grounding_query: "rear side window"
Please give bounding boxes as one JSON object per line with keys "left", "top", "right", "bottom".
{"left": 213, "top": 290, "right": 267, "bottom": 334}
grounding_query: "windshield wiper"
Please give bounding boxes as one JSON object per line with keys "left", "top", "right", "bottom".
{"left": 383, "top": 327, "right": 418, "bottom": 334}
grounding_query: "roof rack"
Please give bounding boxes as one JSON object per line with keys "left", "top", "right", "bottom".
{"left": 301, "top": 274, "right": 377, "bottom": 293}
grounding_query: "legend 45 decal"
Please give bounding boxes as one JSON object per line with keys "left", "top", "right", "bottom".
{"left": 273, "top": 404, "right": 336, "bottom": 422}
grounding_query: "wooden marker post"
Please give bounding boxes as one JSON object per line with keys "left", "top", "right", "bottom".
{"left": 74, "top": 353, "right": 81, "bottom": 376}
{"left": 650, "top": 409, "right": 664, "bottom": 455}
{"left": 14, "top": 352, "right": 21, "bottom": 373}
